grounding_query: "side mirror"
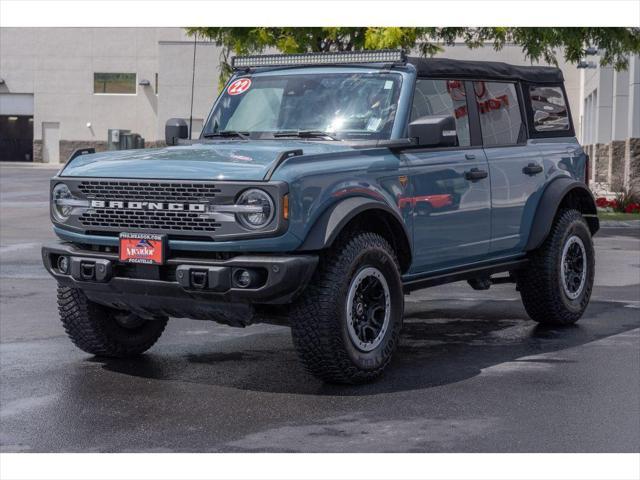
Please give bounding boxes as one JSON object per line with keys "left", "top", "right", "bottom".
{"left": 408, "top": 115, "right": 458, "bottom": 148}
{"left": 165, "top": 118, "right": 189, "bottom": 146}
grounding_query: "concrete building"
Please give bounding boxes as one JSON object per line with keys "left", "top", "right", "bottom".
{"left": 0, "top": 28, "right": 223, "bottom": 163}
{"left": 580, "top": 54, "right": 640, "bottom": 191}
{"left": 0, "top": 27, "right": 611, "bottom": 171}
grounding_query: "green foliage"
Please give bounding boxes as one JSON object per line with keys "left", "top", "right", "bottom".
{"left": 186, "top": 27, "right": 640, "bottom": 87}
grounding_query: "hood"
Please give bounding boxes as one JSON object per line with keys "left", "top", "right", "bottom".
{"left": 60, "top": 140, "right": 353, "bottom": 181}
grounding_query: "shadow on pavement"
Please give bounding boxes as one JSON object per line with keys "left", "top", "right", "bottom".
{"left": 95, "top": 298, "right": 640, "bottom": 396}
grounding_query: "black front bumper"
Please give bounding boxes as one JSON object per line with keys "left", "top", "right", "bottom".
{"left": 42, "top": 242, "right": 318, "bottom": 326}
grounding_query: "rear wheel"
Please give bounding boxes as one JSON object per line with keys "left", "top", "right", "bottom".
{"left": 518, "top": 209, "right": 595, "bottom": 325}
{"left": 58, "top": 286, "right": 168, "bottom": 357}
{"left": 290, "top": 232, "right": 404, "bottom": 384}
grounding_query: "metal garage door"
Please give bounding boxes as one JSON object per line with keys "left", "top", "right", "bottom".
{"left": 0, "top": 93, "right": 34, "bottom": 162}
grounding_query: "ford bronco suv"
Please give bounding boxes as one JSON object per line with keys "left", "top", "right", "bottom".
{"left": 43, "top": 50, "right": 598, "bottom": 384}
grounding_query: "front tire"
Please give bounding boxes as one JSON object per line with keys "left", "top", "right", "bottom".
{"left": 518, "top": 209, "right": 595, "bottom": 325}
{"left": 290, "top": 232, "right": 404, "bottom": 384}
{"left": 58, "top": 286, "right": 168, "bottom": 357}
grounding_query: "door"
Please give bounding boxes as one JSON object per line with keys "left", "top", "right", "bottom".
{"left": 0, "top": 115, "right": 33, "bottom": 161}
{"left": 405, "top": 79, "right": 491, "bottom": 273}
{"left": 42, "top": 122, "right": 60, "bottom": 164}
{"left": 0, "top": 93, "right": 35, "bottom": 162}
{"left": 474, "top": 81, "right": 546, "bottom": 255}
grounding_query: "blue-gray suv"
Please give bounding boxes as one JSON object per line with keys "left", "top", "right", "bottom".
{"left": 43, "top": 50, "right": 599, "bottom": 383}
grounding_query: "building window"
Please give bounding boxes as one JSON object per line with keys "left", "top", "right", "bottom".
{"left": 155, "top": 73, "right": 159, "bottom": 95}
{"left": 410, "top": 79, "right": 470, "bottom": 147}
{"left": 93, "top": 73, "right": 137, "bottom": 94}
{"left": 530, "top": 85, "right": 570, "bottom": 132}
{"left": 475, "top": 81, "right": 523, "bottom": 146}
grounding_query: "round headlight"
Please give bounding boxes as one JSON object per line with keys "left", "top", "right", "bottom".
{"left": 52, "top": 183, "right": 73, "bottom": 222}
{"left": 235, "top": 189, "right": 275, "bottom": 230}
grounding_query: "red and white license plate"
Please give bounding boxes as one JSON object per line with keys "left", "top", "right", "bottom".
{"left": 119, "top": 233, "right": 166, "bottom": 265}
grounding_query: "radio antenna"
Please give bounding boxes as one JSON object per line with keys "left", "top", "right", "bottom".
{"left": 188, "top": 32, "right": 197, "bottom": 139}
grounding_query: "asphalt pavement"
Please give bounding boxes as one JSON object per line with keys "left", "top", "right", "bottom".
{"left": 1, "top": 163, "right": 639, "bottom": 452}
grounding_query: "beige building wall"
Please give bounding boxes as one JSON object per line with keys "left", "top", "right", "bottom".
{"left": 0, "top": 27, "right": 188, "bottom": 162}
{"left": 579, "top": 54, "right": 640, "bottom": 190}
{"left": 157, "top": 41, "right": 223, "bottom": 140}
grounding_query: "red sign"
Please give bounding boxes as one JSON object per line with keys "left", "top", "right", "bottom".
{"left": 227, "top": 78, "right": 252, "bottom": 96}
{"left": 119, "top": 233, "right": 165, "bottom": 265}
{"left": 477, "top": 94, "right": 510, "bottom": 114}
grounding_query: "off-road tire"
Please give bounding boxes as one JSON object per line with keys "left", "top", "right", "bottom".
{"left": 518, "top": 209, "right": 594, "bottom": 325}
{"left": 290, "top": 232, "right": 404, "bottom": 384}
{"left": 57, "top": 286, "right": 168, "bottom": 357}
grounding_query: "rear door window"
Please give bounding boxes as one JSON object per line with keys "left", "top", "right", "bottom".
{"left": 410, "top": 79, "right": 470, "bottom": 147}
{"left": 529, "top": 85, "right": 570, "bottom": 132}
{"left": 474, "top": 82, "right": 523, "bottom": 146}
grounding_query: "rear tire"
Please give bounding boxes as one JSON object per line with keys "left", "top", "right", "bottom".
{"left": 518, "top": 209, "right": 595, "bottom": 325}
{"left": 58, "top": 286, "right": 168, "bottom": 357}
{"left": 290, "top": 232, "right": 404, "bottom": 384}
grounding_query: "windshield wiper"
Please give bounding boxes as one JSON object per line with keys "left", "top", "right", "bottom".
{"left": 272, "top": 130, "right": 339, "bottom": 141}
{"left": 203, "top": 130, "right": 249, "bottom": 140}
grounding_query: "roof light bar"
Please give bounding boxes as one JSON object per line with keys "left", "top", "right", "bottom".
{"left": 232, "top": 50, "right": 406, "bottom": 69}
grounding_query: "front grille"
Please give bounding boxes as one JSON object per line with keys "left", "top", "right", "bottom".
{"left": 79, "top": 209, "right": 221, "bottom": 232}
{"left": 77, "top": 180, "right": 222, "bottom": 232}
{"left": 78, "top": 181, "right": 220, "bottom": 202}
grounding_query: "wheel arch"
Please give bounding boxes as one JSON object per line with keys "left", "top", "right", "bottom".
{"left": 298, "top": 197, "right": 412, "bottom": 273}
{"left": 525, "top": 177, "right": 599, "bottom": 252}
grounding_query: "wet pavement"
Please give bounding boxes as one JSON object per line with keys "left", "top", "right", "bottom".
{"left": 1, "top": 163, "right": 639, "bottom": 452}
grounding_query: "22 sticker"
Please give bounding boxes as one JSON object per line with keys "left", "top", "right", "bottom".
{"left": 227, "top": 78, "right": 252, "bottom": 96}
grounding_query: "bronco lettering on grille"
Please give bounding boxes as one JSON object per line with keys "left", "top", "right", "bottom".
{"left": 89, "top": 200, "right": 206, "bottom": 212}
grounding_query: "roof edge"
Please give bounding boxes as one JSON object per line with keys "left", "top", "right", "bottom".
{"left": 407, "top": 57, "right": 564, "bottom": 84}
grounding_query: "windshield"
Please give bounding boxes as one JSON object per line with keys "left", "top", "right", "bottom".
{"left": 202, "top": 72, "right": 403, "bottom": 140}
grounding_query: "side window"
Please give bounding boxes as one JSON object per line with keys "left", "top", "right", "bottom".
{"left": 474, "top": 82, "right": 523, "bottom": 146}
{"left": 93, "top": 73, "right": 137, "bottom": 94}
{"left": 529, "top": 85, "right": 570, "bottom": 132}
{"left": 410, "top": 79, "right": 470, "bottom": 147}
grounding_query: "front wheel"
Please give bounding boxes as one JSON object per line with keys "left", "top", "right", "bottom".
{"left": 290, "top": 232, "right": 404, "bottom": 384}
{"left": 518, "top": 209, "right": 595, "bottom": 325}
{"left": 58, "top": 286, "right": 168, "bottom": 357}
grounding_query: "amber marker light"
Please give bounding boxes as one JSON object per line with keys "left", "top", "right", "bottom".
{"left": 283, "top": 194, "right": 289, "bottom": 220}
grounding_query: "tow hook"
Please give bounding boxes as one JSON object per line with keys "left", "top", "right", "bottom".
{"left": 68, "top": 257, "right": 112, "bottom": 282}
{"left": 176, "top": 265, "right": 231, "bottom": 292}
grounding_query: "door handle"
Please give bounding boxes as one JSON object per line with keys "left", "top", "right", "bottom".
{"left": 465, "top": 153, "right": 476, "bottom": 160}
{"left": 523, "top": 163, "right": 544, "bottom": 175}
{"left": 464, "top": 168, "right": 488, "bottom": 182}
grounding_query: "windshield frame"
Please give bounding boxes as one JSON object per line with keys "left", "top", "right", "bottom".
{"left": 200, "top": 65, "right": 415, "bottom": 141}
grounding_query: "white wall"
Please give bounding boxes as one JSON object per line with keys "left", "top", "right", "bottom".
{"left": 580, "top": 54, "right": 640, "bottom": 145}
{"left": 0, "top": 27, "right": 185, "bottom": 143}
{"left": 157, "top": 41, "right": 223, "bottom": 140}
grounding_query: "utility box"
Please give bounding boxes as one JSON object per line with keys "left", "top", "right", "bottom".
{"left": 107, "top": 129, "right": 144, "bottom": 150}
{"left": 107, "top": 129, "right": 130, "bottom": 150}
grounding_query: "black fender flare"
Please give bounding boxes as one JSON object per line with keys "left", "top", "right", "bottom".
{"left": 525, "top": 177, "right": 599, "bottom": 251}
{"left": 298, "top": 196, "right": 412, "bottom": 256}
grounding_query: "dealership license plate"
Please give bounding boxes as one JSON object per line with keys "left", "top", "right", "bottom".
{"left": 119, "top": 233, "right": 166, "bottom": 265}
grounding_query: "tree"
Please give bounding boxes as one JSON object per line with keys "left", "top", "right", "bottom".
{"left": 186, "top": 27, "right": 640, "bottom": 86}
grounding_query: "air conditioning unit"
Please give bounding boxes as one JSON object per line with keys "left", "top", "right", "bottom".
{"left": 107, "top": 129, "right": 145, "bottom": 150}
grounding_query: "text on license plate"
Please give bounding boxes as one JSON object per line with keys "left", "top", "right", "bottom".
{"left": 119, "top": 233, "right": 165, "bottom": 265}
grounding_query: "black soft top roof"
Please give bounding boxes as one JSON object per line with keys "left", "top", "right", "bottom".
{"left": 407, "top": 57, "right": 564, "bottom": 84}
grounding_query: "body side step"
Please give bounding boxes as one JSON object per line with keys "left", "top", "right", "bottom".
{"left": 402, "top": 259, "right": 528, "bottom": 293}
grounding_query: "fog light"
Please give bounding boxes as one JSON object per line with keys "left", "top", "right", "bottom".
{"left": 57, "top": 255, "right": 69, "bottom": 274}
{"left": 233, "top": 268, "right": 252, "bottom": 288}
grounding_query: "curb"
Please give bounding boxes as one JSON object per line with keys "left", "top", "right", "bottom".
{"left": 599, "top": 220, "right": 640, "bottom": 228}
{"left": 0, "top": 162, "right": 62, "bottom": 169}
